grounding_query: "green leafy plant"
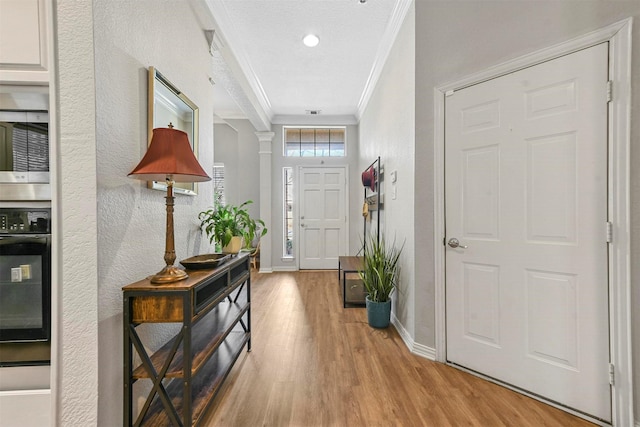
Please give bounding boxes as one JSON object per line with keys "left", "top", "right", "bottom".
{"left": 358, "top": 235, "right": 404, "bottom": 303}
{"left": 198, "top": 200, "right": 267, "bottom": 249}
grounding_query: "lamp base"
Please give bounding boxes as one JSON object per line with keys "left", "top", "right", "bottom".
{"left": 150, "top": 265, "right": 188, "bottom": 284}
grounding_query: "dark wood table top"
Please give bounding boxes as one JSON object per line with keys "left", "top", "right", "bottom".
{"left": 339, "top": 256, "right": 363, "bottom": 272}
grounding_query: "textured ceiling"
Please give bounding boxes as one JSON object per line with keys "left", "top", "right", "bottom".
{"left": 204, "top": 0, "right": 407, "bottom": 124}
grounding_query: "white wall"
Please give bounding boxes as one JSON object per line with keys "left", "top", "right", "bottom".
{"left": 359, "top": 2, "right": 415, "bottom": 338}
{"left": 229, "top": 119, "right": 261, "bottom": 215}
{"left": 90, "top": 2, "right": 215, "bottom": 426}
{"left": 214, "top": 122, "right": 239, "bottom": 205}
{"left": 414, "top": 0, "right": 640, "bottom": 417}
{"left": 54, "top": 1, "right": 99, "bottom": 424}
{"left": 213, "top": 118, "right": 261, "bottom": 217}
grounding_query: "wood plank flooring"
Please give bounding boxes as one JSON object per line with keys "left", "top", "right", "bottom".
{"left": 203, "top": 271, "right": 595, "bottom": 426}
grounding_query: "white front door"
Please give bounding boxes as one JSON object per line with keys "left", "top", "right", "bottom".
{"left": 298, "top": 166, "right": 347, "bottom": 269}
{"left": 445, "top": 43, "right": 610, "bottom": 421}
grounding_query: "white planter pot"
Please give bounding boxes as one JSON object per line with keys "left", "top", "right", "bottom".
{"left": 223, "top": 236, "right": 244, "bottom": 254}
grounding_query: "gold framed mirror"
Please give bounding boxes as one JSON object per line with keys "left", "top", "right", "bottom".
{"left": 147, "top": 66, "right": 200, "bottom": 195}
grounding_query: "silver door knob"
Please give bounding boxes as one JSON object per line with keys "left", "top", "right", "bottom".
{"left": 447, "top": 238, "right": 468, "bottom": 249}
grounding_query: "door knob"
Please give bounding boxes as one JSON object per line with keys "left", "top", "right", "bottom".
{"left": 447, "top": 238, "right": 468, "bottom": 249}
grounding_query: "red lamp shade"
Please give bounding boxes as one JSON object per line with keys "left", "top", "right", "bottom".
{"left": 128, "top": 128, "right": 210, "bottom": 182}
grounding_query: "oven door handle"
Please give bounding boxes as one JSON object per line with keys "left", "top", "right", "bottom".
{"left": 0, "top": 235, "right": 50, "bottom": 239}
{"left": 0, "top": 235, "right": 50, "bottom": 247}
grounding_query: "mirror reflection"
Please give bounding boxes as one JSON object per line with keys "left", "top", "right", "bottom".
{"left": 148, "top": 66, "right": 199, "bottom": 195}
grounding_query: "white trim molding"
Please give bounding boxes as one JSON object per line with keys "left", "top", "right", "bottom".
{"left": 412, "top": 342, "right": 437, "bottom": 361}
{"left": 391, "top": 313, "right": 436, "bottom": 361}
{"left": 189, "top": 0, "right": 272, "bottom": 131}
{"left": 271, "top": 114, "right": 358, "bottom": 126}
{"left": 256, "top": 131, "right": 275, "bottom": 273}
{"left": 606, "top": 18, "right": 634, "bottom": 427}
{"left": 433, "top": 18, "right": 633, "bottom": 426}
{"left": 203, "top": 0, "right": 273, "bottom": 121}
{"left": 271, "top": 266, "right": 297, "bottom": 273}
{"left": 356, "top": 0, "right": 413, "bottom": 121}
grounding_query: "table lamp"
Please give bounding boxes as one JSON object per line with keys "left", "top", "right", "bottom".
{"left": 128, "top": 127, "right": 211, "bottom": 284}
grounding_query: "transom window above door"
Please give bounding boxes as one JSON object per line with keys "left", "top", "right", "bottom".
{"left": 284, "top": 127, "right": 345, "bottom": 157}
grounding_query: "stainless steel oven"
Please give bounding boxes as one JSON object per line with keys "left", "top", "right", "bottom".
{"left": 0, "top": 208, "right": 51, "bottom": 366}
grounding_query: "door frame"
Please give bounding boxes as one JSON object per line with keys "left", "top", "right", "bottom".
{"left": 433, "top": 19, "right": 633, "bottom": 426}
{"left": 296, "top": 165, "right": 350, "bottom": 269}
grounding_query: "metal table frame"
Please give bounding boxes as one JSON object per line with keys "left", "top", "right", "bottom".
{"left": 338, "top": 256, "right": 365, "bottom": 308}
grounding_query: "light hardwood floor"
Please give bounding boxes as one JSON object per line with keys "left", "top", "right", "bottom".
{"left": 203, "top": 271, "right": 595, "bottom": 426}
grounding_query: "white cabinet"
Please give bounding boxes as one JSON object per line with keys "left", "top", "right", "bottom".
{"left": 0, "top": 0, "right": 50, "bottom": 83}
{"left": 0, "top": 390, "right": 51, "bottom": 427}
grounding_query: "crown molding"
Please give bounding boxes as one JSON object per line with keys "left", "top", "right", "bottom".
{"left": 356, "top": 0, "right": 412, "bottom": 122}
{"left": 271, "top": 114, "right": 358, "bottom": 126}
{"left": 210, "top": 49, "right": 271, "bottom": 131}
{"left": 208, "top": 0, "right": 274, "bottom": 121}
{"left": 189, "top": 0, "right": 272, "bottom": 130}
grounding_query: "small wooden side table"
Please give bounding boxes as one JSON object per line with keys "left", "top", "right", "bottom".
{"left": 338, "top": 256, "right": 365, "bottom": 307}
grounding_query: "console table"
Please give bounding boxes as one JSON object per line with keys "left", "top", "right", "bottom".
{"left": 122, "top": 253, "right": 250, "bottom": 426}
{"left": 338, "top": 255, "right": 365, "bottom": 307}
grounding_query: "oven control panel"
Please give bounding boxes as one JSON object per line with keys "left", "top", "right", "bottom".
{"left": 0, "top": 208, "right": 50, "bottom": 234}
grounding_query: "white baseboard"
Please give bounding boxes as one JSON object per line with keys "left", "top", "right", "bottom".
{"left": 257, "top": 267, "right": 273, "bottom": 273}
{"left": 391, "top": 313, "right": 436, "bottom": 361}
{"left": 413, "top": 342, "right": 437, "bottom": 361}
{"left": 390, "top": 312, "right": 412, "bottom": 348}
{"left": 270, "top": 266, "right": 297, "bottom": 272}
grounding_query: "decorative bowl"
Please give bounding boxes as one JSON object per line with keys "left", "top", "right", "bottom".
{"left": 179, "top": 253, "right": 231, "bottom": 270}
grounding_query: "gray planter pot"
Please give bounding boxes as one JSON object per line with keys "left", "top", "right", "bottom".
{"left": 365, "top": 296, "right": 391, "bottom": 328}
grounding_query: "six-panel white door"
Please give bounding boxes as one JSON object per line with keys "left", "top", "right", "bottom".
{"left": 445, "top": 43, "right": 610, "bottom": 421}
{"left": 298, "top": 167, "right": 347, "bottom": 269}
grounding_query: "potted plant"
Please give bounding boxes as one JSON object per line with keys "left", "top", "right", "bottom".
{"left": 358, "top": 235, "right": 403, "bottom": 328}
{"left": 199, "top": 200, "right": 267, "bottom": 253}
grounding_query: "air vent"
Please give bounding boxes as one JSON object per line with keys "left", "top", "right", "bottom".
{"left": 306, "top": 110, "right": 321, "bottom": 115}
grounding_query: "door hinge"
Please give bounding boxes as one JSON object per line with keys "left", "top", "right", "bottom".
{"left": 606, "top": 221, "right": 613, "bottom": 243}
{"left": 607, "top": 80, "right": 613, "bottom": 102}
{"left": 609, "top": 363, "right": 615, "bottom": 385}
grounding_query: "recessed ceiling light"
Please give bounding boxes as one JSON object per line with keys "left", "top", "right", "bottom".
{"left": 303, "top": 34, "right": 320, "bottom": 48}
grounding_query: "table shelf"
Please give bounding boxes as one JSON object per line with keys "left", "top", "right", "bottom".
{"left": 123, "top": 253, "right": 251, "bottom": 426}
{"left": 139, "top": 331, "right": 250, "bottom": 427}
{"left": 131, "top": 300, "right": 249, "bottom": 379}
{"left": 338, "top": 256, "right": 365, "bottom": 307}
